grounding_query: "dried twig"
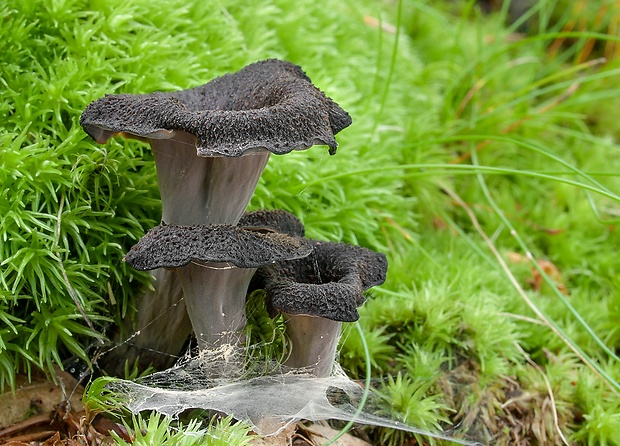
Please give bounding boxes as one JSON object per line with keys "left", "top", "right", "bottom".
{"left": 514, "top": 342, "right": 571, "bottom": 446}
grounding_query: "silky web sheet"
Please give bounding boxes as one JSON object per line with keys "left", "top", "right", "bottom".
{"left": 108, "top": 342, "right": 483, "bottom": 445}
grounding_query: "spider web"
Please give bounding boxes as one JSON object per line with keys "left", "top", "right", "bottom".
{"left": 94, "top": 294, "right": 483, "bottom": 445}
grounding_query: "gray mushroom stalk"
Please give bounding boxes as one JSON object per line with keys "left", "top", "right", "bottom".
{"left": 124, "top": 222, "right": 312, "bottom": 351}
{"left": 255, "top": 240, "right": 388, "bottom": 377}
{"left": 80, "top": 59, "right": 351, "bottom": 367}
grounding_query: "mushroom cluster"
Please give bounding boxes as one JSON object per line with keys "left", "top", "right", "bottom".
{"left": 81, "top": 59, "right": 387, "bottom": 378}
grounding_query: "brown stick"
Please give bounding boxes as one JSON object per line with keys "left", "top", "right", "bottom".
{"left": 2, "top": 430, "right": 58, "bottom": 443}
{"left": 0, "top": 413, "right": 51, "bottom": 439}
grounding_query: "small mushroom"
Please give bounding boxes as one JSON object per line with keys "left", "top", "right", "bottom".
{"left": 255, "top": 240, "right": 387, "bottom": 377}
{"left": 124, "top": 222, "right": 312, "bottom": 350}
{"left": 80, "top": 60, "right": 351, "bottom": 366}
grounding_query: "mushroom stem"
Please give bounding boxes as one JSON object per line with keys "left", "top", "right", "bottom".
{"left": 130, "top": 269, "right": 191, "bottom": 353}
{"left": 176, "top": 262, "right": 256, "bottom": 350}
{"left": 283, "top": 315, "right": 342, "bottom": 378}
{"left": 127, "top": 132, "right": 269, "bottom": 363}
{"left": 150, "top": 131, "right": 270, "bottom": 226}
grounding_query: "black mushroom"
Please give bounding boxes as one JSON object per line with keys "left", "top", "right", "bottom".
{"left": 80, "top": 59, "right": 351, "bottom": 366}
{"left": 124, "top": 222, "right": 312, "bottom": 350}
{"left": 80, "top": 59, "right": 352, "bottom": 227}
{"left": 254, "top": 240, "right": 388, "bottom": 377}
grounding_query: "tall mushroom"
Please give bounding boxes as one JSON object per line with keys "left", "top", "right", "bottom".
{"left": 81, "top": 59, "right": 351, "bottom": 227}
{"left": 254, "top": 240, "right": 388, "bottom": 377}
{"left": 124, "top": 222, "right": 312, "bottom": 352}
{"left": 80, "top": 59, "right": 351, "bottom": 367}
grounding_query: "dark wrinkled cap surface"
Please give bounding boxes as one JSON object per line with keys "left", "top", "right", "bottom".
{"left": 80, "top": 59, "right": 352, "bottom": 156}
{"left": 124, "top": 223, "right": 312, "bottom": 271}
{"left": 255, "top": 240, "right": 388, "bottom": 322}
{"left": 239, "top": 209, "right": 305, "bottom": 238}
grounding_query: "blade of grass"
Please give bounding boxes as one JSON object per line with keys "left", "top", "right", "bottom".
{"left": 470, "top": 144, "right": 620, "bottom": 364}
{"left": 366, "top": 0, "right": 403, "bottom": 144}
{"left": 444, "top": 183, "right": 620, "bottom": 395}
{"left": 436, "top": 205, "right": 497, "bottom": 266}
{"left": 426, "top": 133, "right": 617, "bottom": 196}
{"left": 464, "top": 148, "right": 620, "bottom": 394}
{"left": 293, "top": 163, "right": 620, "bottom": 203}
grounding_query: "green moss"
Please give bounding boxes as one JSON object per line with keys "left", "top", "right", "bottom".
{"left": 2, "top": 0, "right": 620, "bottom": 444}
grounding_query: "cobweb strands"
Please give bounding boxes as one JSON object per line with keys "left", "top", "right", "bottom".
{"left": 106, "top": 343, "right": 483, "bottom": 445}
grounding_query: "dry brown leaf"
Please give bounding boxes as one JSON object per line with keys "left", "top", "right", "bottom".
{"left": 40, "top": 432, "right": 62, "bottom": 446}
{"left": 506, "top": 252, "right": 569, "bottom": 295}
{"left": 362, "top": 16, "right": 396, "bottom": 34}
{"left": 530, "top": 259, "right": 569, "bottom": 295}
{"left": 0, "top": 369, "right": 83, "bottom": 429}
{"left": 250, "top": 422, "right": 370, "bottom": 446}
{"left": 250, "top": 423, "right": 296, "bottom": 446}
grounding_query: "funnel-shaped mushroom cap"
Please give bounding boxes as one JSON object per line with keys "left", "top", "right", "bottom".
{"left": 124, "top": 223, "right": 312, "bottom": 271}
{"left": 256, "top": 240, "right": 388, "bottom": 322}
{"left": 239, "top": 209, "right": 305, "bottom": 238}
{"left": 80, "top": 59, "right": 352, "bottom": 156}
